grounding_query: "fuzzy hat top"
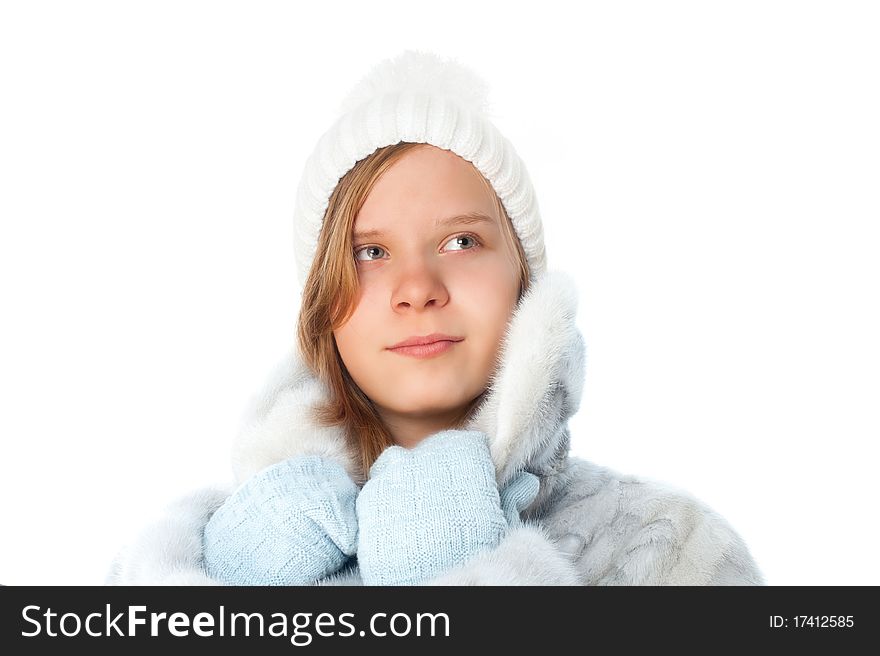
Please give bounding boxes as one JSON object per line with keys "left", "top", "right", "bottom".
{"left": 291, "top": 49, "right": 547, "bottom": 293}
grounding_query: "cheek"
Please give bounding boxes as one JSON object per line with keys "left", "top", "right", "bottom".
{"left": 457, "top": 266, "right": 519, "bottom": 321}
{"left": 332, "top": 306, "right": 371, "bottom": 366}
{"left": 458, "top": 278, "right": 518, "bottom": 363}
{"left": 331, "top": 293, "right": 390, "bottom": 384}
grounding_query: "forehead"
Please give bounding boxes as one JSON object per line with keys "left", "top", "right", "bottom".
{"left": 353, "top": 145, "right": 497, "bottom": 237}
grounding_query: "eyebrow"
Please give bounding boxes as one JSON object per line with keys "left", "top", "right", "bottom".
{"left": 352, "top": 211, "right": 495, "bottom": 242}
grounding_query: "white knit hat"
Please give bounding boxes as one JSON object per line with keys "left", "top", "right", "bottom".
{"left": 292, "top": 49, "right": 547, "bottom": 292}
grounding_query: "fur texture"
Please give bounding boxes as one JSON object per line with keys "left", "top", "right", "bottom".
{"left": 231, "top": 372, "right": 362, "bottom": 486}
{"left": 106, "top": 269, "right": 765, "bottom": 586}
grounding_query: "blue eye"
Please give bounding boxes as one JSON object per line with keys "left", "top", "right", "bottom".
{"left": 443, "top": 234, "right": 481, "bottom": 251}
{"left": 354, "top": 245, "right": 387, "bottom": 262}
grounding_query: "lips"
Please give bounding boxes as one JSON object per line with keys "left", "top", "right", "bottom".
{"left": 388, "top": 339, "right": 461, "bottom": 359}
{"left": 388, "top": 333, "right": 464, "bottom": 349}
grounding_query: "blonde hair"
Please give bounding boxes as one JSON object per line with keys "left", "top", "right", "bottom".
{"left": 296, "top": 141, "right": 530, "bottom": 479}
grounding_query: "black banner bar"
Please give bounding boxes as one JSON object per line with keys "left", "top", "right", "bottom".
{"left": 0, "top": 585, "right": 872, "bottom": 653}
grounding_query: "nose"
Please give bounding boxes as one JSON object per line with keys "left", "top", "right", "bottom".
{"left": 390, "top": 262, "right": 450, "bottom": 312}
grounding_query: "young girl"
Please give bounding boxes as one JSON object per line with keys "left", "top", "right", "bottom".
{"left": 106, "top": 50, "right": 764, "bottom": 586}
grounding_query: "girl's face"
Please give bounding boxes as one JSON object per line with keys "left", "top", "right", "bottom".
{"left": 332, "top": 144, "right": 521, "bottom": 446}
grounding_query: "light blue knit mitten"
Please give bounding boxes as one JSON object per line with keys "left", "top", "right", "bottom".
{"left": 499, "top": 467, "right": 541, "bottom": 526}
{"left": 355, "top": 429, "right": 539, "bottom": 586}
{"left": 202, "top": 455, "right": 358, "bottom": 585}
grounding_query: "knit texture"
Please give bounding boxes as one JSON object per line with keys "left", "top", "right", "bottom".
{"left": 202, "top": 455, "right": 358, "bottom": 586}
{"left": 498, "top": 468, "right": 541, "bottom": 526}
{"left": 355, "top": 429, "right": 536, "bottom": 586}
{"left": 292, "top": 49, "right": 547, "bottom": 293}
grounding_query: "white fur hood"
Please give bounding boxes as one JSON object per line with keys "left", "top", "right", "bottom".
{"left": 229, "top": 268, "right": 586, "bottom": 496}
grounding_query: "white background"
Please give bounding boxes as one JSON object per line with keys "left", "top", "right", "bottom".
{"left": 1, "top": 0, "right": 877, "bottom": 586}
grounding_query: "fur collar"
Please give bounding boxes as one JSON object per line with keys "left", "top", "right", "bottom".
{"left": 230, "top": 269, "right": 586, "bottom": 499}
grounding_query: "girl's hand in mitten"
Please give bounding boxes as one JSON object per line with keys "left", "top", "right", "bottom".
{"left": 202, "top": 455, "right": 358, "bottom": 585}
{"left": 355, "top": 429, "right": 510, "bottom": 586}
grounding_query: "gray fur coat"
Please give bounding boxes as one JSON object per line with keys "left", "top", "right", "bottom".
{"left": 106, "top": 269, "right": 765, "bottom": 586}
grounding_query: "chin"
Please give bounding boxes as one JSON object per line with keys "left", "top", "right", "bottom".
{"left": 382, "top": 391, "right": 472, "bottom": 417}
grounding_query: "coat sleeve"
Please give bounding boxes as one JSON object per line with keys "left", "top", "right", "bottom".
{"left": 641, "top": 506, "right": 766, "bottom": 586}
{"left": 613, "top": 484, "right": 767, "bottom": 586}
{"left": 688, "top": 510, "right": 766, "bottom": 585}
{"left": 421, "top": 522, "right": 582, "bottom": 586}
{"left": 105, "top": 486, "right": 231, "bottom": 585}
{"left": 546, "top": 462, "right": 767, "bottom": 586}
